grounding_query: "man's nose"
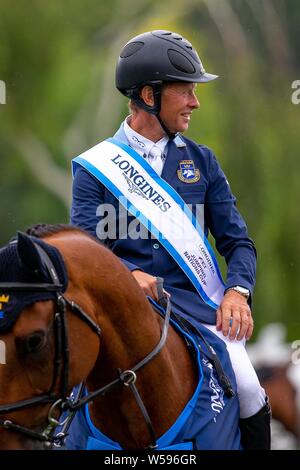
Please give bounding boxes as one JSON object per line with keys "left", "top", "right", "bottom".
{"left": 190, "top": 91, "right": 200, "bottom": 109}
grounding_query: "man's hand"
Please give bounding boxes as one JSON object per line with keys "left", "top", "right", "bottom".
{"left": 131, "top": 270, "right": 159, "bottom": 301}
{"left": 216, "top": 290, "right": 254, "bottom": 341}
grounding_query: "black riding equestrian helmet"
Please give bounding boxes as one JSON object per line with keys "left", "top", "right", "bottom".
{"left": 115, "top": 30, "right": 218, "bottom": 116}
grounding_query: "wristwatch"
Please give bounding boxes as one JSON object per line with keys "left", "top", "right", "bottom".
{"left": 226, "top": 285, "right": 250, "bottom": 301}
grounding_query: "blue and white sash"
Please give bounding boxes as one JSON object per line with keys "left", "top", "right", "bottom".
{"left": 72, "top": 138, "right": 225, "bottom": 308}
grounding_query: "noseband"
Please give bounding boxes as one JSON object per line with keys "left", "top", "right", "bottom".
{"left": 0, "top": 241, "right": 172, "bottom": 449}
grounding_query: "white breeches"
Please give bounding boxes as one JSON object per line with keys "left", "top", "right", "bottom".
{"left": 203, "top": 323, "right": 266, "bottom": 418}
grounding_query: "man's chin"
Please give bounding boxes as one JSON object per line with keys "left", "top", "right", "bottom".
{"left": 169, "top": 124, "right": 189, "bottom": 134}
{"left": 177, "top": 124, "right": 189, "bottom": 133}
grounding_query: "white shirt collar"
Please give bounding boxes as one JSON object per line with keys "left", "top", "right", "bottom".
{"left": 123, "top": 117, "right": 169, "bottom": 159}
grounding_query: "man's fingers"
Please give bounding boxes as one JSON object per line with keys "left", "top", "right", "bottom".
{"left": 216, "top": 308, "right": 222, "bottom": 330}
{"left": 219, "top": 291, "right": 253, "bottom": 341}
{"left": 221, "top": 307, "right": 233, "bottom": 337}
{"left": 150, "top": 279, "right": 159, "bottom": 301}
{"left": 142, "top": 277, "right": 158, "bottom": 300}
{"left": 131, "top": 270, "right": 159, "bottom": 300}
{"left": 245, "top": 316, "right": 254, "bottom": 340}
{"left": 236, "top": 308, "right": 250, "bottom": 341}
{"left": 229, "top": 313, "right": 241, "bottom": 340}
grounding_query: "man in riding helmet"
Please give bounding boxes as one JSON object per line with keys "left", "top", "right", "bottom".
{"left": 71, "top": 30, "right": 271, "bottom": 449}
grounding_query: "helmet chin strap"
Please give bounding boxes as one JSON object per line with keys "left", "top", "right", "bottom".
{"left": 129, "top": 82, "right": 177, "bottom": 140}
{"left": 148, "top": 82, "right": 177, "bottom": 140}
{"left": 156, "top": 114, "right": 176, "bottom": 140}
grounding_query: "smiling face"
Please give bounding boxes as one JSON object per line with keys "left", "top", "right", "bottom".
{"left": 159, "top": 82, "right": 200, "bottom": 133}
{"left": 131, "top": 81, "right": 200, "bottom": 141}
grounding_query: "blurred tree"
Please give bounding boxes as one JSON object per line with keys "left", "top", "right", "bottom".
{"left": 0, "top": 0, "right": 159, "bottom": 222}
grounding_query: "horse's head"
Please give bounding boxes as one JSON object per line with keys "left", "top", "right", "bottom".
{"left": 0, "top": 231, "right": 101, "bottom": 449}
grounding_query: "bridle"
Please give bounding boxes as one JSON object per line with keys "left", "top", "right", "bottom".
{"left": 0, "top": 240, "right": 172, "bottom": 449}
{"left": 0, "top": 240, "right": 101, "bottom": 446}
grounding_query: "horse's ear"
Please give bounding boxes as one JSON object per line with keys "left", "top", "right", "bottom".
{"left": 16, "top": 231, "right": 43, "bottom": 273}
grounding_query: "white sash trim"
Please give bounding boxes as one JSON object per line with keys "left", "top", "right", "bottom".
{"left": 72, "top": 137, "right": 225, "bottom": 308}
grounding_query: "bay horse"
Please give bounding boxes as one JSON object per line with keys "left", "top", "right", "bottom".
{"left": 0, "top": 224, "right": 241, "bottom": 450}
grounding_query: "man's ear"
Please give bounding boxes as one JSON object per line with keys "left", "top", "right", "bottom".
{"left": 140, "top": 85, "right": 154, "bottom": 106}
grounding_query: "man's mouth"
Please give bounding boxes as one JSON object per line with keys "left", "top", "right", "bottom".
{"left": 181, "top": 113, "right": 192, "bottom": 121}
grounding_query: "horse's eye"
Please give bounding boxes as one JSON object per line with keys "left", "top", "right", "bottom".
{"left": 25, "top": 332, "right": 46, "bottom": 353}
{"left": 18, "top": 331, "right": 47, "bottom": 355}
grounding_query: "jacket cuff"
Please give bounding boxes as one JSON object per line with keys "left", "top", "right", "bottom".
{"left": 120, "top": 258, "right": 144, "bottom": 273}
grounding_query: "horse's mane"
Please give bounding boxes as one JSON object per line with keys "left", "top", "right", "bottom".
{"left": 25, "top": 223, "right": 97, "bottom": 242}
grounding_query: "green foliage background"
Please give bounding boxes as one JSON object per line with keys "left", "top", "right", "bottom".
{"left": 0, "top": 0, "right": 299, "bottom": 340}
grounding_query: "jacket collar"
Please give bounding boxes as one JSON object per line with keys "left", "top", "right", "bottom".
{"left": 113, "top": 120, "right": 187, "bottom": 151}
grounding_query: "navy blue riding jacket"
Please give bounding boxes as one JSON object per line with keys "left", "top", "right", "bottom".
{"left": 71, "top": 124, "right": 256, "bottom": 324}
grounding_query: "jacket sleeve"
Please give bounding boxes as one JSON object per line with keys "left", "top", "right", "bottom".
{"left": 70, "top": 166, "right": 141, "bottom": 273}
{"left": 204, "top": 150, "right": 257, "bottom": 298}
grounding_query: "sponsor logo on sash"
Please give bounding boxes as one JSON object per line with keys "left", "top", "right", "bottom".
{"left": 177, "top": 160, "right": 200, "bottom": 183}
{"left": 111, "top": 154, "right": 171, "bottom": 212}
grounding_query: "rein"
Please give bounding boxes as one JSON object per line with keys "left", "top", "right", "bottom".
{"left": 62, "top": 280, "right": 171, "bottom": 449}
